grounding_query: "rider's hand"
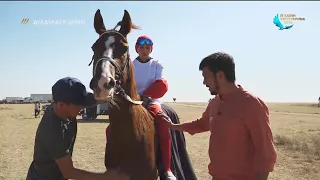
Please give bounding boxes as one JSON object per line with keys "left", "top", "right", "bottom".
{"left": 141, "top": 96, "right": 152, "bottom": 109}
{"left": 104, "top": 169, "right": 130, "bottom": 180}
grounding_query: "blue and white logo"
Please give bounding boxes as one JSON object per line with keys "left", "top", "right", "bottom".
{"left": 273, "top": 14, "right": 294, "bottom": 30}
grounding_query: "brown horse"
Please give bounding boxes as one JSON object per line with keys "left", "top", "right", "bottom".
{"left": 89, "top": 9, "right": 157, "bottom": 180}
{"left": 89, "top": 9, "right": 197, "bottom": 180}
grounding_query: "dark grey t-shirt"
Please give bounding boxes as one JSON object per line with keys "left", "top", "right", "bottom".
{"left": 26, "top": 104, "right": 77, "bottom": 180}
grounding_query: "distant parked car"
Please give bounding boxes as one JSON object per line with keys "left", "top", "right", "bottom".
{"left": 42, "top": 104, "right": 50, "bottom": 112}
{"left": 78, "top": 103, "right": 109, "bottom": 120}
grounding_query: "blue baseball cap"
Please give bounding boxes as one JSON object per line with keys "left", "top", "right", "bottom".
{"left": 52, "top": 77, "right": 97, "bottom": 107}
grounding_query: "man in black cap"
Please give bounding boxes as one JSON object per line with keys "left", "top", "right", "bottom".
{"left": 26, "top": 77, "right": 130, "bottom": 180}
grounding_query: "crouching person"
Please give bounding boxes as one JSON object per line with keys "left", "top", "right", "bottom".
{"left": 26, "top": 77, "right": 130, "bottom": 180}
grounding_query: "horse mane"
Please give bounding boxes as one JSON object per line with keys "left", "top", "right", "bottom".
{"left": 108, "top": 21, "right": 141, "bottom": 32}
{"left": 116, "top": 60, "right": 155, "bottom": 138}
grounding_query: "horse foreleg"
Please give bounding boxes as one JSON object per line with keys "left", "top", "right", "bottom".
{"left": 104, "top": 128, "right": 118, "bottom": 169}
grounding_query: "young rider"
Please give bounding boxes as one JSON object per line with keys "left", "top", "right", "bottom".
{"left": 105, "top": 35, "right": 176, "bottom": 180}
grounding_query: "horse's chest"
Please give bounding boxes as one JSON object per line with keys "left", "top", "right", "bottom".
{"left": 108, "top": 135, "right": 150, "bottom": 155}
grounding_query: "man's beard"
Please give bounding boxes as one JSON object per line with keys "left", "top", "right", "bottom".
{"left": 210, "top": 90, "right": 218, "bottom": 96}
{"left": 209, "top": 76, "right": 219, "bottom": 96}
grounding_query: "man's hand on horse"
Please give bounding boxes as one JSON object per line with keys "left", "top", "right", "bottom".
{"left": 156, "top": 111, "right": 173, "bottom": 127}
{"left": 157, "top": 111, "right": 195, "bottom": 134}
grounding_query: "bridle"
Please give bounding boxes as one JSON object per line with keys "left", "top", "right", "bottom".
{"left": 88, "top": 30, "right": 143, "bottom": 105}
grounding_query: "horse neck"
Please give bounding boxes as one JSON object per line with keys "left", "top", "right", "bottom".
{"left": 108, "top": 70, "right": 155, "bottom": 138}
{"left": 108, "top": 99, "right": 154, "bottom": 139}
{"left": 108, "top": 101, "right": 134, "bottom": 130}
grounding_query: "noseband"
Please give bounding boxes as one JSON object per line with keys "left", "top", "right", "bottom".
{"left": 89, "top": 30, "right": 143, "bottom": 105}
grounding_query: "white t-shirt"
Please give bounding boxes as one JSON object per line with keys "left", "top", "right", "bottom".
{"left": 34, "top": 103, "right": 40, "bottom": 110}
{"left": 133, "top": 58, "right": 164, "bottom": 105}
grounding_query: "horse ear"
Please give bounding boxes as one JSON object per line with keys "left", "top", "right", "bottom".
{"left": 94, "top": 9, "right": 107, "bottom": 35}
{"left": 119, "top": 10, "right": 132, "bottom": 36}
{"left": 119, "top": 10, "right": 140, "bottom": 37}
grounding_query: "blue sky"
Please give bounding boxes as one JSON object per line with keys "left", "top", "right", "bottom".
{"left": 0, "top": 1, "right": 319, "bottom": 102}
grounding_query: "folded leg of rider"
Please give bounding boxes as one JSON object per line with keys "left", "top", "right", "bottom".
{"left": 143, "top": 79, "right": 176, "bottom": 180}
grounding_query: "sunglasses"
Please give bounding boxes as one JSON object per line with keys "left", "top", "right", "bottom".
{"left": 136, "top": 38, "right": 153, "bottom": 46}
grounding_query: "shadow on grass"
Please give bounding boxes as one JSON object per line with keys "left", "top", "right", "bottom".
{"left": 77, "top": 118, "right": 110, "bottom": 123}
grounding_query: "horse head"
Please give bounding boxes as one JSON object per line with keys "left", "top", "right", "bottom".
{"left": 89, "top": 9, "right": 141, "bottom": 106}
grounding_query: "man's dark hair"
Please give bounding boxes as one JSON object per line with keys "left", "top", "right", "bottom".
{"left": 199, "top": 52, "right": 236, "bottom": 82}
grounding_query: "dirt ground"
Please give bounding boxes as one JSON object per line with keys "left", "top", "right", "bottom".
{"left": 0, "top": 102, "right": 320, "bottom": 180}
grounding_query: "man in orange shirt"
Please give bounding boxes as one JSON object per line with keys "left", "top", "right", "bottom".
{"left": 163, "top": 52, "right": 277, "bottom": 180}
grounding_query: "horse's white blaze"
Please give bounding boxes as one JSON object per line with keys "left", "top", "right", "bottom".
{"left": 104, "top": 36, "right": 115, "bottom": 58}
{"left": 101, "top": 61, "right": 112, "bottom": 77}
{"left": 97, "top": 36, "right": 116, "bottom": 100}
{"left": 98, "top": 61, "right": 114, "bottom": 99}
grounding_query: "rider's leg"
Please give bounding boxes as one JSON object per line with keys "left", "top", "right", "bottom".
{"left": 148, "top": 103, "right": 176, "bottom": 179}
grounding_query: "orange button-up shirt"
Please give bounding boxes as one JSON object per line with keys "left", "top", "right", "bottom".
{"left": 181, "top": 86, "right": 277, "bottom": 180}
